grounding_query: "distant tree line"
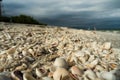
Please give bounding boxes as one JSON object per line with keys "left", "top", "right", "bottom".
{"left": 0, "top": 15, "right": 47, "bottom": 25}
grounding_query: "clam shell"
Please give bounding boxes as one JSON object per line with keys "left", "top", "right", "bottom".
{"left": 100, "top": 71, "right": 116, "bottom": 80}
{"left": 54, "top": 58, "right": 68, "bottom": 69}
{"left": 84, "top": 69, "right": 97, "bottom": 80}
{"left": 35, "top": 67, "right": 47, "bottom": 77}
{"left": 23, "top": 72, "right": 36, "bottom": 80}
{"left": 103, "top": 42, "right": 111, "bottom": 50}
{"left": 42, "top": 77, "right": 53, "bottom": 80}
{"left": 70, "top": 66, "right": 83, "bottom": 77}
{"left": 53, "top": 67, "right": 70, "bottom": 80}
{"left": 15, "top": 63, "right": 27, "bottom": 71}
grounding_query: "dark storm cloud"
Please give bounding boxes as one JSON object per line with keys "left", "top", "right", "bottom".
{"left": 2, "top": 0, "right": 120, "bottom": 19}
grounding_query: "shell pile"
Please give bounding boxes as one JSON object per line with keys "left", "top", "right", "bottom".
{"left": 0, "top": 22, "right": 120, "bottom": 80}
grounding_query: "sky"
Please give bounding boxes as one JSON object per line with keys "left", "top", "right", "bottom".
{"left": 1, "top": 0, "right": 120, "bottom": 29}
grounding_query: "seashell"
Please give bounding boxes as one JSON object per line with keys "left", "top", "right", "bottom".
{"left": 83, "top": 75, "right": 89, "bottom": 80}
{"left": 48, "top": 72, "right": 53, "bottom": 78}
{"left": 25, "top": 56, "right": 35, "bottom": 63}
{"left": 28, "top": 48, "right": 35, "bottom": 56}
{"left": 53, "top": 58, "right": 68, "bottom": 69}
{"left": 95, "top": 65, "right": 105, "bottom": 72}
{"left": 7, "top": 55, "right": 13, "bottom": 62}
{"left": 30, "top": 61, "right": 39, "bottom": 69}
{"left": 102, "top": 42, "right": 111, "bottom": 50}
{"left": 79, "top": 57, "right": 86, "bottom": 63}
{"left": 100, "top": 71, "right": 116, "bottom": 80}
{"left": 95, "top": 71, "right": 101, "bottom": 78}
{"left": 84, "top": 69, "right": 97, "bottom": 80}
{"left": 15, "top": 63, "right": 27, "bottom": 71}
{"left": 23, "top": 72, "right": 36, "bottom": 80}
{"left": 11, "top": 70, "right": 23, "bottom": 80}
{"left": 35, "top": 67, "right": 47, "bottom": 77}
{"left": 74, "top": 51, "right": 85, "bottom": 57}
{"left": 7, "top": 46, "right": 16, "bottom": 54}
{"left": 22, "top": 50, "right": 28, "bottom": 56}
{"left": 88, "top": 55, "right": 95, "bottom": 62}
{"left": 49, "top": 66, "right": 56, "bottom": 72}
{"left": 86, "top": 59, "right": 99, "bottom": 69}
{"left": 2, "top": 31, "right": 11, "bottom": 39}
{"left": 53, "top": 67, "right": 70, "bottom": 80}
{"left": 109, "top": 63, "right": 117, "bottom": 69}
{"left": 42, "top": 77, "right": 53, "bottom": 80}
{"left": 70, "top": 66, "right": 83, "bottom": 77}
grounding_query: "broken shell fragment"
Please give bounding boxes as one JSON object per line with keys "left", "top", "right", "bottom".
{"left": 15, "top": 63, "right": 27, "bottom": 71}
{"left": 35, "top": 67, "right": 47, "bottom": 77}
{"left": 84, "top": 69, "right": 97, "bottom": 80}
{"left": 23, "top": 72, "right": 36, "bottom": 80}
{"left": 7, "top": 46, "right": 16, "bottom": 54}
{"left": 70, "top": 66, "right": 83, "bottom": 77}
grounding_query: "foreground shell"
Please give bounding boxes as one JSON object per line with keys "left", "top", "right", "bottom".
{"left": 53, "top": 67, "right": 70, "bottom": 80}
{"left": 70, "top": 66, "right": 83, "bottom": 77}
{"left": 100, "top": 71, "right": 116, "bottom": 80}
{"left": 23, "top": 72, "right": 36, "bottom": 80}
{"left": 53, "top": 58, "right": 68, "bottom": 69}
{"left": 84, "top": 69, "right": 97, "bottom": 80}
{"left": 35, "top": 67, "right": 47, "bottom": 77}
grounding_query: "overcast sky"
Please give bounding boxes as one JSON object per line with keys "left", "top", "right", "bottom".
{"left": 2, "top": 0, "right": 120, "bottom": 18}
{"left": 2, "top": 0, "right": 120, "bottom": 27}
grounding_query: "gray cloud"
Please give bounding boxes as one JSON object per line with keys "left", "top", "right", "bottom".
{"left": 2, "top": 0, "right": 120, "bottom": 21}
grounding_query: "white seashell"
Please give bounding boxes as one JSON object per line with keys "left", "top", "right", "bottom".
{"left": 28, "top": 49, "right": 35, "bottom": 56}
{"left": 53, "top": 67, "right": 70, "bottom": 80}
{"left": 89, "top": 59, "right": 99, "bottom": 68}
{"left": 2, "top": 31, "right": 11, "bottom": 39}
{"left": 100, "top": 71, "right": 116, "bottom": 80}
{"left": 7, "top": 55, "right": 13, "bottom": 62}
{"left": 54, "top": 58, "right": 68, "bottom": 69}
{"left": 70, "top": 66, "right": 83, "bottom": 77}
{"left": 42, "top": 77, "right": 53, "bottom": 80}
{"left": 0, "top": 51, "right": 6, "bottom": 55}
{"left": 49, "top": 66, "right": 56, "bottom": 72}
{"left": 88, "top": 55, "right": 95, "bottom": 62}
{"left": 95, "top": 71, "right": 101, "bottom": 78}
{"left": 22, "top": 50, "right": 28, "bottom": 56}
{"left": 83, "top": 75, "right": 89, "bottom": 80}
{"left": 95, "top": 65, "right": 105, "bottom": 72}
{"left": 35, "top": 67, "right": 47, "bottom": 77}
{"left": 23, "top": 72, "right": 36, "bottom": 80}
{"left": 79, "top": 57, "right": 86, "bottom": 63}
{"left": 103, "top": 42, "right": 111, "bottom": 50}
{"left": 84, "top": 69, "right": 97, "bottom": 80}
{"left": 75, "top": 51, "right": 85, "bottom": 57}
{"left": 15, "top": 63, "right": 27, "bottom": 71}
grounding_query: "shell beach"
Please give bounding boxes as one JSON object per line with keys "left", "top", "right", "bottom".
{"left": 0, "top": 22, "right": 120, "bottom": 80}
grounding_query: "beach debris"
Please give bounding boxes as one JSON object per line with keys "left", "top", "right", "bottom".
{"left": 0, "top": 23, "right": 120, "bottom": 80}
